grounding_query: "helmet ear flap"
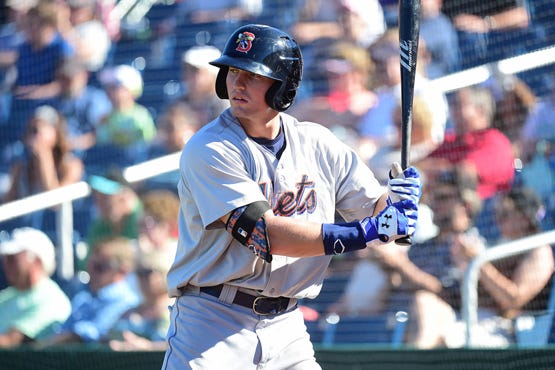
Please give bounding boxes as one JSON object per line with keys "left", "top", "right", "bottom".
{"left": 266, "top": 81, "right": 296, "bottom": 112}
{"left": 215, "top": 67, "right": 229, "bottom": 99}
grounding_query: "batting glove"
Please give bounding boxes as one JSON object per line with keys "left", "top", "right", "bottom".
{"left": 388, "top": 162, "right": 422, "bottom": 205}
{"left": 360, "top": 199, "right": 418, "bottom": 244}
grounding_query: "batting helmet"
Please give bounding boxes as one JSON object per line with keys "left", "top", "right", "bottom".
{"left": 209, "top": 24, "right": 303, "bottom": 112}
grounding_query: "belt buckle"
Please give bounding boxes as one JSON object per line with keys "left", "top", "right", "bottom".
{"left": 253, "top": 296, "right": 286, "bottom": 316}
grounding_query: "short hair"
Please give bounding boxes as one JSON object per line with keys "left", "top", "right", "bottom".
{"left": 459, "top": 86, "right": 496, "bottom": 122}
{"left": 141, "top": 190, "right": 180, "bottom": 225}
{"left": 91, "top": 236, "right": 136, "bottom": 273}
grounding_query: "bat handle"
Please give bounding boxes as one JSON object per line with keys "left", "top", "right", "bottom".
{"left": 390, "top": 162, "right": 413, "bottom": 247}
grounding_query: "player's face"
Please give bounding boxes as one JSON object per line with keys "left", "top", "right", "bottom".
{"left": 226, "top": 67, "right": 277, "bottom": 128}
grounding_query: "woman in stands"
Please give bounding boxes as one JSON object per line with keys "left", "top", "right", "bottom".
{"left": 3, "top": 105, "right": 84, "bottom": 204}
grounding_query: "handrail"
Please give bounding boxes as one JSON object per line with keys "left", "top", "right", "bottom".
{"left": 462, "top": 230, "right": 555, "bottom": 347}
{"left": 0, "top": 151, "right": 181, "bottom": 279}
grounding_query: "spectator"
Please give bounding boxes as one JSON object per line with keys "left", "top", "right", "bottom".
{"left": 290, "top": 0, "right": 386, "bottom": 97}
{"left": 424, "top": 86, "right": 515, "bottom": 201}
{"left": 144, "top": 101, "right": 200, "bottom": 191}
{"left": 109, "top": 249, "right": 173, "bottom": 351}
{"left": 0, "top": 227, "right": 71, "bottom": 348}
{"left": 369, "top": 166, "right": 485, "bottom": 348}
{"left": 177, "top": 0, "right": 262, "bottom": 42}
{"left": 7, "top": 0, "right": 74, "bottom": 147}
{"left": 84, "top": 168, "right": 142, "bottom": 262}
{"left": 66, "top": 0, "right": 111, "bottom": 73}
{"left": 289, "top": 40, "right": 377, "bottom": 154}
{"left": 369, "top": 96, "right": 439, "bottom": 183}
{"left": 519, "top": 71, "right": 555, "bottom": 228}
{"left": 137, "top": 189, "right": 180, "bottom": 263}
{"left": 290, "top": 0, "right": 385, "bottom": 49}
{"left": 93, "top": 64, "right": 156, "bottom": 167}
{"left": 441, "top": 0, "right": 532, "bottom": 69}
{"left": 55, "top": 57, "right": 112, "bottom": 156}
{"left": 35, "top": 236, "right": 140, "bottom": 347}
{"left": 358, "top": 29, "right": 449, "bottom": 157}
{"left": 423, "top": 85, "right": 516, "bottom": 243}
{"left": 521, "top": 69, "right": 555, "bottom": 160}
{"left": 410, "top": 185, "right": 553, "bottom": 348}
{"left": 0, "top": 0, "right": 34, "bottom": 126}
{"left": 148, "top": 101, "right": 200, "bottom": 159}
{"left": 2, "top": 105, "right": 84, "bottom": 204}
{"left": 419, "top": 0, "right": 461, "bottom": 78}
{"left": 488, "top": 75, "right": 537, "bottom": 160}
{"left": 177, "top": 45, "right": 229, "bottom": 125}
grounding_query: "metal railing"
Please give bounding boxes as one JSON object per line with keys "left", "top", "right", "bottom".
{"left": 462, "top": 230, "right": 555, "bottom": 347}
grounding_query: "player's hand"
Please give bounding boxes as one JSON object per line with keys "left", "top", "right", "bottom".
{"left": 388, "top": 162, "right": 422, "bottom": 205}
{"left": 360, "top": 199, "right": 418, "bottom": 244}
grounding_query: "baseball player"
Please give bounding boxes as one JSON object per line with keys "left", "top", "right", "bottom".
{"left": 162, "top": 24, "right": 422, "bottom": 370}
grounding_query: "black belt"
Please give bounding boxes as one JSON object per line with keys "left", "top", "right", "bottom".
{"left": 200, "top": 284, "right": 295, "bottom": 316}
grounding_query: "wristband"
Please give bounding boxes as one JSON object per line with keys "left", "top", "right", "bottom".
{"left": 322, "top": 222, "right": 367, "bottom": 255}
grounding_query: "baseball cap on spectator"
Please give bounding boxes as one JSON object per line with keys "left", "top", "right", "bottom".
{"left": 89, "top": 168, "right": 132, "bottom": 195}
{"left": 182, "top": 46, "right": 221, "bottom": 75}
{"left": 0, "top": 227, "right": 56, "bottom": 276}
{"left": 99, "top": 64, "right": 143, "bottom": 98}
{"left": 89, "top": 165, "right": 133, "bottom": 194}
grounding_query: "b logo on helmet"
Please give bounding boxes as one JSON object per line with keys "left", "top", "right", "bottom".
{"left": 235, "top": 32, "right": 255, "bottom": 53}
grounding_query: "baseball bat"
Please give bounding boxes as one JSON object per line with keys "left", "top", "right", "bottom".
{"left": 396, "top": 0, "right": 421, "bottom": 246}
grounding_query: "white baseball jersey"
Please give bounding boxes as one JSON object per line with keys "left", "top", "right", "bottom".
{"left": 167, "top": 108, "right": 387, "bottom": 299}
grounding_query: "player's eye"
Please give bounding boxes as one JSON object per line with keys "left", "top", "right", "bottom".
{"left": 229, "top": 67, "right": 239, "bottom": 74}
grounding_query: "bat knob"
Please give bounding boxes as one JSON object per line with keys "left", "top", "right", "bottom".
{"left": 395, "top": 235, "right": 412, "bottom": 247}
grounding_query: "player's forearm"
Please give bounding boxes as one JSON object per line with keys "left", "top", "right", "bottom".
{"left": 265, "top": 214, "right": 325, "bottom": 257}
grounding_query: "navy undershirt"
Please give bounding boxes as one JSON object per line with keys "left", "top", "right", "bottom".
{"left": 250, "top": 124, "right": 286, "bottom": 159}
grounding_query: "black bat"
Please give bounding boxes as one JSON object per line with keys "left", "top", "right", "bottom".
{"left": 397, "top": 0, "right": 421, "bottom": 246}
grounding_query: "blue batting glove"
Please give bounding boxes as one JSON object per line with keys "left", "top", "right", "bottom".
{"left": 360, "top": 199, "right": 418, "bottom": 243}
{"left": 388, "top": 163, "right": 422, "bottom": 205}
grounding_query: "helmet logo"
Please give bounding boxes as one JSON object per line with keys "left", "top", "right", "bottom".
{"left": 235, "top": 32, "right": 255, "bottom": 53}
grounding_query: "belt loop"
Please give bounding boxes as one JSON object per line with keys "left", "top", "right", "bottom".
{"left": 219, "top": 284, "right": 237, "bottom": 305}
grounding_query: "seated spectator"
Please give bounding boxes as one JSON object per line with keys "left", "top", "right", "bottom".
{"left": 290, "top": 0, "right": 386, "bottom": 97}
{"left": 441, "top": 0, "right": 532, "bottom": 69}
{"left": 421, "top": 85, "right": 515, "bottom": 242}
{"left": 177, "top": 45, "right": 229, "bottom": 126}
{"left": 419, "top": 0, "right": 461, "bottom": 78}
{"left": 109, "top": 249, "right": 173, "bottom": 351}
{"left": 66, "top": 0, "right": 111, "bottom": 73}
{"left": 35, "top": 236, "right": 140, "bottom": 347}
{"left": 7, "top": 1, "right": 74, "bottom": 147}
{"left": 288, "top": 40, "right": 377, "bottom": 152}
{"left": 2, "top": 105, "right": 84, "bottom": 231}
{"left": 0, "top": 227, "right": 71, "bottom": 348}
{"left": 369, "top": 96, "right": 439, "bottom": 183}
{"left": 148, "top": 100, "right": 200, "bottom": 159}
{"left": 137, "top": 189, "right": 180, "bottom": 262}
{"left": 369, "top": 166, "right": 485, "bottom": 348}
{"left": 55, "top": 57, "right": 112, "bottom": 156}
{"left": 358, "top": 28, "right": 448, "bottom": 157}
{"left": 92, "top": 64, "right": 156, "bottom": 167}
{"left": 84, "top": 168, "right": 142, "bottom": 265}
{"left": 487, "top": 75, "right": 537, "bottom": 160}
{"left": 423, "top": 85, "right": 515, "bottom": 200}
{"left": 290, "top": 0, "right": 385, "bottom": 49}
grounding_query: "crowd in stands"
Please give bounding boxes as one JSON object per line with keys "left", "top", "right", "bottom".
{"left": 0, "top": 0, "right": 555, "bottom": 351}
